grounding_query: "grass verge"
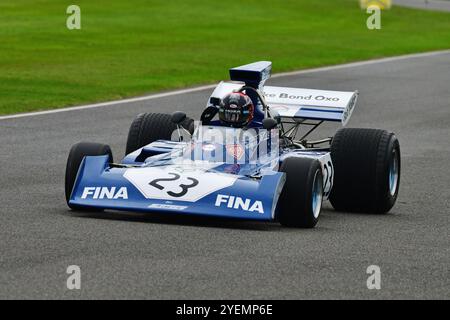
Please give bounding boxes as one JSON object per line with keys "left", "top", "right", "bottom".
{"left": 1, "top": 0, "right": 450, "bottom": 114}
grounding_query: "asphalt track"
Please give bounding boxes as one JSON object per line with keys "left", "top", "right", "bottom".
{"left": 1, "top": 52, "right": 449, "bottom": 299}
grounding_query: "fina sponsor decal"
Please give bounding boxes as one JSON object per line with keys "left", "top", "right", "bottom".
{"left": 215, "top": 194, "right": 264, "bottom": 214}
{"left": 81, "top": 187, "right": 128, "bottom": 199}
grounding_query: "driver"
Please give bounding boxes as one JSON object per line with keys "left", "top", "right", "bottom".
{"left": 218, "top": 92, "right": 254, "bottom": 128}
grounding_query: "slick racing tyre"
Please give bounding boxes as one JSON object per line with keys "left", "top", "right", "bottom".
{"left": 65, "top": 142, "right": 113, "bottom": 211}
{"left": 329, "top": 128, "right": 401, "bottom": 214}
{"left": 125, "top": 112, "right": 194, "bottom": 154}
{"left": 277, "top": 157, "right": 323, "bottom": 228}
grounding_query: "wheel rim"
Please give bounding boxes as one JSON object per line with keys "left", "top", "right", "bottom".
{"left": 389, "top": 149, "right": 399, "bottom": 196}
{"left": 312, "top": 171, "right": 323, "bottom": 219}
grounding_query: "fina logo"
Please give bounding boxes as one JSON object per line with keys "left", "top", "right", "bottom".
{"left": 215, "top": 194, "right": 264, "bottom": 214}
{"left": 81, "top": 187, "right": 128, "bottom": 199}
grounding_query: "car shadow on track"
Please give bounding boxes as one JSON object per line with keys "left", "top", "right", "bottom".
{"left": 62, "top": 204, "right": 398, "bottom": 231}
{"left": 66, "top": 209, "right": 285, "bottom": 231}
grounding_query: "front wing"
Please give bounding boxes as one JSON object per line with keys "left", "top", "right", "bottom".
{"left": 69, "top": 155, "right": 286, "bottom": 221}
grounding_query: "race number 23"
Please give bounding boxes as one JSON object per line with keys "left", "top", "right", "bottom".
{"left": 149, "top": 172, "right": 199, "bottom": 198}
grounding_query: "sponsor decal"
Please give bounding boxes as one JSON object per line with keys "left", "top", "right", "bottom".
{"left": 215, "top": 194, "right": 264, "bottom": 214}
{"left": 202, "top": 144, "right": 216, "bottom": 152}
{"left": 263, "top": 86, "right": 355, "bottom": 111}
{"left": 81, "top": 187, "right": 128, "bottom": 199}
{"left": 226, "top": 144, "right": 244, "bottom": 160}
{"left": 277, "top": 93, "right": 340, "bottom": 102}
{"left": 342, "top": 93, "right": 357, "bottom": 125}
{"left": 148, "top": 203, "right": 188, "bottom": 210}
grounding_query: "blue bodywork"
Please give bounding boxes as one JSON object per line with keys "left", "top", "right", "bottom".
{"left": 69, "top": 61, "right": 336, "bottom": 221}
{"left": 69, "top": 129, "right": 286, "bottom": 221}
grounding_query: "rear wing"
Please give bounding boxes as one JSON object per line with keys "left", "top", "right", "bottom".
{"left": 264, "top": 86, "right": 358, "bottom": 126}
{"left": 207, "top": 61, "right": 359, "bottom": 126}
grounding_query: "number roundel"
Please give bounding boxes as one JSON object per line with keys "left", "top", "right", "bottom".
{"left": 123, "top": 166, "right": 238, "bottom": 202}
{"left": 149, "top": 173, "right": 199, "bottom": 198}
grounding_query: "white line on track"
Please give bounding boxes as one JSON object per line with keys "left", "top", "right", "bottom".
{"left": 1, "top": 49, "right": 449, "bottom": 121}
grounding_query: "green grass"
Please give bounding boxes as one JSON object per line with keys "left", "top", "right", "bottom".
{"left": 1, "top": 0, "right": 450, "bottom": 115}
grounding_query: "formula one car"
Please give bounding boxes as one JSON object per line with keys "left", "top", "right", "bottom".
{"left": 65, "top": 61, "right": 401, "bottom": 228}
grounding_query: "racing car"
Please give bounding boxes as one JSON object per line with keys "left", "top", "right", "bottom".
{"left": 65, "top": 61, "right": 401, "bottom": 228}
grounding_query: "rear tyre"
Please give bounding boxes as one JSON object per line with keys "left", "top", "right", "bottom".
{"left": 125, "top": 112, "right": 194, "bottom": 155}
{"left": 65, "top": 142, "right": 113, "bottom": 211}
{"left": 329, "top": 128, "right": 401, "bottom": 213}
{"left": 277, "top": 158, "right": 323, "bottom": 228}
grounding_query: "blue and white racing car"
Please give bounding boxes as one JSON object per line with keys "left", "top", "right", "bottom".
{"left": 65, "top": 61, "right": 401, "bottom": 228}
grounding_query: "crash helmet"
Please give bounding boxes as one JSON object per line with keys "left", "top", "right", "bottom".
{"left": 219, "top": 92, "right": 254, "bottom": 127}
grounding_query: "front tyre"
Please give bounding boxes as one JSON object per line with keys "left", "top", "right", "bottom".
{"left": 125, "top": 112, "right": 194, "bottom": 155}
{"left": 65, "top": 142, "right": 113, "bottom": 210}
{"left": 329, "top": 128, "right": 401, "bottom": 213}
{"left": 277, "top": 158, "right": 323, "bottom": 228}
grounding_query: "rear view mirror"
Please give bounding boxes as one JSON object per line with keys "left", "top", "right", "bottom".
{"left": 262, "top": 118, "right": 278, "bottom": 130}
{"left": 171, "top": 111, "right": 187, "bottom": 125}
